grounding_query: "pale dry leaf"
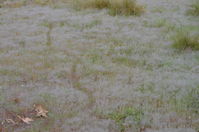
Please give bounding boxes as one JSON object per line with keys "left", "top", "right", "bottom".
{"left": 5, "top": 119, "right": 16, "bottom": 124}
{"left": 17, "top": 115, "right": 33, "bottom": 124}
{"left": 34, "top": 104, "right": 48, "bottom": 117}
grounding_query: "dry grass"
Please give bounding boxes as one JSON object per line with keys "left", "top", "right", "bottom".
{"left": 0, "top": 0, "right": 69, "bottom": 7}
{"left": 74, "top": 0, "right": 144, "bottom": 16}
{"left": 1, "top": 0, "right": 144, "bottom": 16}
{"left": 74, "top": 0, "right": 110, "bottom": 9}
{"left": 172, "top": 30, "right": 199, "bottom": 51}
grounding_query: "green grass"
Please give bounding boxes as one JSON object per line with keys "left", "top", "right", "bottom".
{"left": 144, "top": 18, "right": 168, "bottom": 28}
{"left": 151, "top": 6, "right": 166, "bottom": 13}
{"left": 184, "top": 86, "right": 199, "bottom": 114}
{"left": 107, "top": 106, "right": 143, "bottom": 132}
{"left": 188, "top": 0, "right": 199, "bottom": 16}
{"left": 172, "top": 30, "right": 199, "bottom": 51}
{"left": 165, "top": 85, "right": 199, "bottom": 124}
{"left": 152, "top": 18, "right": 167, "bottom": 28}
{"left": 112, "top": 56, "right": 137, "bottom": 67}
{"left": 74, "top": 0, "right": 145, "bottom": 16}
{"left": 168, "top": 86, "right": 199, "bottom": 130}
{"left": 19, "top": 40, "right": 26, "bottom": 48}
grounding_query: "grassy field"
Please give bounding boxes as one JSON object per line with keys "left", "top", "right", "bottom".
{"left": 0, "top": 0, "right": 199, "bottom": 132}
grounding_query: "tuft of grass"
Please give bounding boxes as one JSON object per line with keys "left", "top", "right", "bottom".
{"left": 74, "top": 0, "right": 144, "bottom": 16}
{"left": 112, "top": 56, "right": 136, "bottom": 67}
{"left": 152, "top": 18, "right": 167, "bottom": 28}
{"left": 1, "top": 0, "right": 26, "bottom": 8}
{"left": 184, "top": 86, "right": 199, "bottom": 114}
{"left": 188, "top": 0, "right": 199, "bottom": 16}
{"left": 40, "top": 21, "right": 53, "bottom": 46}
{"left": 172, "top": 30, "right": 199, "bottom": 51}
{"left": 108, "top": 0, "right": 144, "bottom": 16}
{"left": 75, "top": 0, "right": 110, "bottom": 9}
{"left": 19, "top": 40, "right": 26, "bottom": 48}
{"left": 33, "top": 0, "right": 57, "bottom": 6}
{"left": 107, "top": 106, "right": 143, "bottom": 132}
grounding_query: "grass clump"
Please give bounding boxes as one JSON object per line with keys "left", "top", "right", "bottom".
{"left": 108, "top": 0, "right": 144, "bottom": 16}
{"left": 184, "top": 86, "right": 199, "bottom": 114}
{"left": 34, "top": 0, "right": 53, "bottom": 5}
{"left": 172, "top": 30, "right": 199, "bottom": 51}
{"left": 188, "top": 0, "right": 199, "bottom": 16}
{"left": 76, "top": 0, "right": 110, "bottom": 9}
{"left": 107, "top": 106, "right": 143, "bottom": 132}
{"left": 74, "top": 0, "right": 144, "bottom": 16}
{"left": 112, "top": 56, "right": 136, "bottom": 67}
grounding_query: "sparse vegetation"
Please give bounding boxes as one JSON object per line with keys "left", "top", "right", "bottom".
{"left": 144, "top": 18, "right": 168, "bottom": 28}
{"left": 112, "top": 56, "right": 136, "bottom": 67}
{"left": 151, "top": 6, "right": 166, "bottom": 13}
{"left": 34, "top": 0, "right": 54, "bottom": 6}
{"left": 188, "top": 0, "right": 199, "bottom": 16}
{"left": 172, "top": 30, "right": 199, "bottom": 50}
{"left": 0, "top": 0, "right": 199, "bottom": 131}
{"left": 74, "top": 0, "right": 145, "bottom": 16}
{"left": 184, "top": 86, "right": 199, "bottom": 114}
{"left": 107, "top": 106, "right": 143, "bottom": 132}
{"left": 74, "top": 0, "right": 110, "bottom": 9}
{"left": 1, "top": 0, "right": 26, "bottom": 8}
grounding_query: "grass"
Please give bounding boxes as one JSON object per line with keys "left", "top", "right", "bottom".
{"left": 112, "top": 56, "right": 137, "bottom": 67}
{"left": 1, "top": 0, "right": 26, "bottom": 8}
{"left": 19, "top": 40, "right": 26, "bottom": 48}
{"left": 168, "top": 86, "right": 199, "bottom": 130}
{"left": 144, "top": 18, "right": 168, "bottom": 28}
{"left": 74, "top": 0, "right": 144, "bottom": 16}
{"left": 34, "top": 0, "right": 54, "bottom": 6}
{"left": 0, "top": 0, "right": 61, "bottom": 8}
{"left": 1, "top": 1, "right": 199, "bottom": 131}
{"left": 188, "top": 0, "right": 199, "bottom": 16}
{"left": 107, "top": 106, "right": 143, "bottom": 132}
{"left": 151, "top": 6, "right": 166, "bottom": 13}
{"left": 152, "top": 18, "right": 167, "bottom": 28}
{"left": 74, "top": 0, "right": 110, "bottom": 9}
{"left": 172, "top": 30, "right": 199, "bottom": 51}
{"left": 40, "top": 21, "right": 53, "bottom": 46}
{"left": 184, "top": 86, "right": 199, "bottom": 114}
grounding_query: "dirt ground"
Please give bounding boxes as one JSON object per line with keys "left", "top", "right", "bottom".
{"left": 0, "top": 0, "right": 199, "bottom": 132}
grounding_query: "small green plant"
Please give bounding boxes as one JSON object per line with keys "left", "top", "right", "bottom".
{"left": 45, "top": 22, "right": 53, "bottom": 46}
{"left": 188, "top": 0, "right": 199, "bottom": 16}
{"left": 172, "top": 30, "right": 199, "bottom": 50}
{"left": 184, "top": 86, "right": 199, "bottom": 114}
{"left": 112, "top": 56, "right": 136, "bottom": 67}
{"left": 19, "top": 40, "right": 26, "bottom": 48}
{"left": 152, "top": 18, "right": 167, "bottom": 28}
{"left": 144, "top": 18, "right": 168, "bottom": 28}
{"left": 107, "top": 106, "right": 143, "bottom": 132}
{"left": 74, "top": 0, "right": 144, "bottom": 16}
